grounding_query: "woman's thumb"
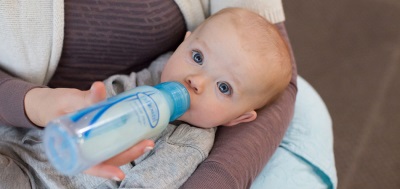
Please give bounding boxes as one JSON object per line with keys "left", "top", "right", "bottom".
{"left": 86, "top": 81, "right": 107, "bottom": 105}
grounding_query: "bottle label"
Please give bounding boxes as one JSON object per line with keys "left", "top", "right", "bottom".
{"left": 69, "top": 91, "right": 160, "bottom": 140}
{"left": 137, "top": 93, "right": 159, "bottom": 128}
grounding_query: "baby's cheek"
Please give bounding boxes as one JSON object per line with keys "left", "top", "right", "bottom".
{"left": 199, "top": 112, "right": 224, "bottom": 127}
{"left": 180, "top": 110, "right": 211, "bottom": 128}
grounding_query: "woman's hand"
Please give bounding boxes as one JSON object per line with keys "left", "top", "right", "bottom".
{"left": 24, "top": 82, "right": 155, "bottom": 180}
{"left": 85, "top": 139, "right": 154, "bottom": 181}
{"left": 24, "top": 81, "right": 107, "bottom": 127}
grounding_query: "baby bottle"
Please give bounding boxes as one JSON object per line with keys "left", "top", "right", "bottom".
{"left": 43, "top": 81, "right": 190, "bottom": 175}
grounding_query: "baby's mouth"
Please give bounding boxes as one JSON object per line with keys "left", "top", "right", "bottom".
{"left": 176, "top": 80, "right": 193, "bottom": 110}
{"left": 177, "top": 81, "right": 191, "bottom": 94}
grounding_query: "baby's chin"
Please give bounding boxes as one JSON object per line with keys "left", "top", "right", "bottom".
{"left": 176, "top": 114, "right": 191, "bottom": 125}
{"left": 177, "top": 114, "right": 218, "bottom": 129}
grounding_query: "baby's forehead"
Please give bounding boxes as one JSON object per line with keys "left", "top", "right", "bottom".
{"left": 233, "top": 60, "right": 272, "bottom": 90}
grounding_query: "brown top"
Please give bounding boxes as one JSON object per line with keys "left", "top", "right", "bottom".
{"left": 49, "top": 0, "right": 186, "bottom": 90}
{"left": 0, "top": 0, "right": 297, "bottom": 188}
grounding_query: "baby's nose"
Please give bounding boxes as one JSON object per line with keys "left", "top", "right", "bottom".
{"left": 186, "top": 75, "right": 206, "bottom": 94}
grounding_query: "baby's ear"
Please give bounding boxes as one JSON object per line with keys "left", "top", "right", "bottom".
{"left": 184, "top": 31, "right": 191, "bottom": 39}
{"left": 223, "top": 111, "right": 257, "bottom": 127}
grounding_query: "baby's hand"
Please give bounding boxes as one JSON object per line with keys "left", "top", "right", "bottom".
{"left": 24, "top": 82, "right": 107, "bottom": 127}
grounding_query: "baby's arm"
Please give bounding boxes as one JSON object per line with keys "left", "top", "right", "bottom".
{"left": 103, "top": 52, "right": 172, "bottom": 97}
{"left": 119, "top": 124, "right": 216, "bottom": 188}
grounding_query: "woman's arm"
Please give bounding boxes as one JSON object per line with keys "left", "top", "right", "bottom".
{"left": 0, "top": 70, "right": 155, "bottom": 180}
{"left": 0, "top": 70, "right": 40, "bottom": 128}
{"left": 181, "top": 23, "right": 297, "bottom": 189}
{"left": 0, "top": 68, "right": 108, "bottom": 128}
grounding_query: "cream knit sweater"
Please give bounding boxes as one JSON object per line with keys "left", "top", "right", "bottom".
{"left": 0, "top": 0, "right": 284, "bottom": 85}
{"left": 0, "top": 0, "right": 64, "bottom": 85}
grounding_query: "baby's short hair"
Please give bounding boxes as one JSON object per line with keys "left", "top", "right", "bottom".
{"left": 210, "top": 8, "right": 292, "bottom": 109}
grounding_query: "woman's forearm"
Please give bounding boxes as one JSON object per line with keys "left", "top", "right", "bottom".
{"left": 0, "top": 70, "right": 40, "bottom": 128}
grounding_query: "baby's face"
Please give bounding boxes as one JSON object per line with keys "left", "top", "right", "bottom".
{"left": 161, "top": 15, "right": 270, "bottom": 128}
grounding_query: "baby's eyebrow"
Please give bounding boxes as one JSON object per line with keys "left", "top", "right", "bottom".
{"left": 233, "top": 80, "right": 241, "bottom": 95}
{"left": 227, "top": 72, "right": 242, "bottom": 96}
{"left": 194, "top": 37, "right": 210, "bottom": 55}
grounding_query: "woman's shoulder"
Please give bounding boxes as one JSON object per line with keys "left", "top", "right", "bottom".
{"left": 174, "top": 0, "right": 285, "bottom": 31}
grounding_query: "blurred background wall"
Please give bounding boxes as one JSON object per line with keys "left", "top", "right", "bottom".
{"left": 283, "top": 0, "right": 400, "bottom": 188}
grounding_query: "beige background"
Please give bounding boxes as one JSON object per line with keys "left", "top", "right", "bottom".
{"left": 284, "top": 0, "right": 400, "bottom": 188}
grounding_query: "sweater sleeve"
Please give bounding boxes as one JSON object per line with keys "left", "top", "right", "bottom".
{"left": 0, "top": 70, "right": 42, "bottom": 128}
{"left": 119, "top": 124, "right": 215, "bottom": 188}
{"left": 181, "top": 23, "right": 297, "bottom": 189}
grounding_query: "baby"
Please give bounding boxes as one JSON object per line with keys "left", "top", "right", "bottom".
{"left": 0, "top": 7, "right": 292, "bottom": 189}
{"left": 162, "top": 7, "right": 292, "bottom": 128}
{"left": 101, "top": 7, "right": 292, "bottom": 188}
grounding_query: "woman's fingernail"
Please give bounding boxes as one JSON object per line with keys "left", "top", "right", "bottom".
{"left": 111, "top": 176, "right": 121, "bottom": 181}
{"left": 90, "top": 83, "right": 95, "bottom": 91}
{"left": 144, "top": 146, "right": 153, "bottom": 153}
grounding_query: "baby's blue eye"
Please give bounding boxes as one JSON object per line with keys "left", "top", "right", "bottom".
{"left": 217, "top": 82, "right": 232, "bottom": 95}
{"left": 192, "top": 50, "right": 203, "bottom": 65}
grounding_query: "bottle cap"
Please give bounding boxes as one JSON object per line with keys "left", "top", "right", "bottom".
{"left": 43, "top": 123, "right": 81, "bottom": 175}
{"left": 155, "top": 81, "right": 190, "bottom": 121}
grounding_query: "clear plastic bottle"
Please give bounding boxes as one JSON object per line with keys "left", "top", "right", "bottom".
{"left": 43, "top": 81, "right": 190, "bottom": 175}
